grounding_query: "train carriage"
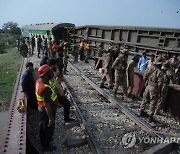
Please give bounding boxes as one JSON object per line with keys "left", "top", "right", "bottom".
{"left": 71, "top": 25, "right": 180, "bottom": 121}
{"left": 21, "top": 22, "right": 75, "bottom": 41}
{"left": 72, "top": 25, "right": 180, "bottom": 55}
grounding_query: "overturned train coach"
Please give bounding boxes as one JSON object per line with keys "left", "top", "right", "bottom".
{"left": 71, "top": 25, "right": 180, "bottom": 121}
{"left": 21, "top": 22, "right": 75, "bottom": 41}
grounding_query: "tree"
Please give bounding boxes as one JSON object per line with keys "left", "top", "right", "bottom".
{"left": 2, "top": 21, "right": 21, "bottom": 35}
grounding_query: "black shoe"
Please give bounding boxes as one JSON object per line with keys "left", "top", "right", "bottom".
{"left": 100, "top": 83, "right": 104, "bottom": 88}
{"left": 43, "top": 145, "right": 57, "bottom": 151}
{"left": 148, "top": 116, "right": 157, "bottom": 123}
{"left": 64, "top": 118, "right": 77, "bottom": 123}
{"left": 139, "top": 111, "right": 149, "bottom": 118}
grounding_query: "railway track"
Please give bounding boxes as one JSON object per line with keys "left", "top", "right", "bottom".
{"left": 1, "top": 53, "right": 179, "bottom": 154}
{"left": 63, "top": 63, "right": 149, "bottom": 153}
{"left": 59, "top": 59, "right": 179, "bottom": 153}
{"left": 69, "top": 58, "right": 180, "bottom": 135}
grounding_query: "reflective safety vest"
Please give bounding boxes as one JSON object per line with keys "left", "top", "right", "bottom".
{"left": 35, "top": 80, "right": 58, "bottom": 108}
{"left": 65, "top": 50, "right": 69, "bottom": 57}
{"left": 49, "top": 79, "right": 56, "bottom": 90}
{"left": 79, "top": 42, "right": 84, "bottom": 50}
{"left": 84, "top": 43, "right": 90, "bottom": 51}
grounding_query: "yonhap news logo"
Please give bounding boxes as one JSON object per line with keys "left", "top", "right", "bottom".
{"left": 122, "top": 133, "right": 136, "bottom": 148}
{"left": 122, "top": 132, "right": 180, "bottom": 148}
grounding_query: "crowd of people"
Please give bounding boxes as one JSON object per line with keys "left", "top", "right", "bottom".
{"left": 99, "top": 43, "right": 180, "bottom": 123}
{"left": 22, "top": 58, "right": 77, "bottom": 151}
{"left": 20, "top": 36, "right": 79, "bottom": 151}
{"left": 19, "top": 35, "right": 180, "bottom": 150}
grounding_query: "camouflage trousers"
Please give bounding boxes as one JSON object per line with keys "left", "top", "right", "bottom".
{"left": 140, "top": 85, "right": 158, "bottom": 116}
{"left": 154, "top": 84, "right": 169, "bottom": 115}
{"left": 101, "top": 68, "right": 113, "bottom": 87}
{"left": 127, "top": 86, "right": 133, "bottom": 96}
{"left": 113, "top": 73, "right": 127, "bottom": 96}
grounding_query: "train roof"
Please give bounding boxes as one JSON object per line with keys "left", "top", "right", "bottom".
{"left": 21, "top": 23, "right": 75, "bottom": 31}
{"left": 75, "top": 25, "right": 180, "bottom": 32}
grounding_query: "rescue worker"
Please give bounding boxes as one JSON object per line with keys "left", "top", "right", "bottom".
{"left": 55, "top": 74, "right": 75, "bottom": 122}
{"left": 48, "top": 59, "right": 75, "bottom": 122}
{"left": 112, "top": 49, "right": 129, "bottom": 98}
{"left": 35, "top": 65, "right": 57, "bottom": 151}
{"left": 154, "top": 61, "right": 176, "bottom": 115}
{"left": 79, "top": 39, "right": 85, "bottom": 61}
{"left": 139, "top": 57, "right": 164, "bottom": 123}
{"left": 126, "top": 54, "right": 139, "bottom": 97}
{"left": 21, "top": 62, "right": 38, "bottom": 110}
{"left": 20, "top": 40, "right": 28, "bottom": 58}
{"left": 99, "top": 47, "right": 114, "bottom": 90}
{"left": 84, "top": 40, "right": 91, "bottom": 63}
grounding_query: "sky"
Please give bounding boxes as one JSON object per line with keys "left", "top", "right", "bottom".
{"left": 0, "top": 0, "right": 180, "bottom": 29}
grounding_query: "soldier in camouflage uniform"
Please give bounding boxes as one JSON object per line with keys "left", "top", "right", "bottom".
{"left": 154, "top": 61, "right": 176, "bottom": 115}
{"left": 99, "top": 47, "right": 114, "bottom": 89}
{"left": 112, "top": 49, "right": 129, "bottom": 98}
{"left": 97, "top": 43, "right": 103, "bottom": 57}
{"left": 139, "top": 57, "right": 164, "bottom": 123}
{"left": 126, "top": 54, "right": 139, "bottom": 97}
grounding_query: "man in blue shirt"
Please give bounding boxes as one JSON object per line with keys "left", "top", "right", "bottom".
{"left": 21, "top": 62, "right": 38, "bottom": 110}
{"left": 138, "top": 51, "right": 149, "bottom": 73}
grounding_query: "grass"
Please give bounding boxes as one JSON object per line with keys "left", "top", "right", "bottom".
{"left": 0, "top": 42, "right": 22, "bottom": 110}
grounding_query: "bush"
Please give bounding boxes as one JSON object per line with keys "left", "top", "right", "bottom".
{"left": 0, "top": 35, "right": 20, "bottom": 54}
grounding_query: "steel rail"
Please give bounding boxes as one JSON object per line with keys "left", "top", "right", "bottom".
{"left": 68, "top": 61, "right": 165, "bottom": 139}
{"left": 62, "top": 80, "right": 104, "bottom": 154}
{"left": 0, "top": 58, "right": 27, "bottom": 154}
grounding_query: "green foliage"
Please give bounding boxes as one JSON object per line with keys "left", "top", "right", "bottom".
{"left": 0, "top": 47, "right": 22, "bottom": 109}
{"left": 2, "top": 21, "right": 21, "bottom": 35}
{"left": 0, "top": 34, "right": 20, "bottom": 54}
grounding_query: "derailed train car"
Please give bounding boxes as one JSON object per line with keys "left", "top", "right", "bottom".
{"left": 71, "top": 25, "right": 180, "bottom": 121}
{"left": 72, "top": 25, "right": 180, "bottom": 55}
{"left": 21, "top": 22, "right": 75, "bottom": 41}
